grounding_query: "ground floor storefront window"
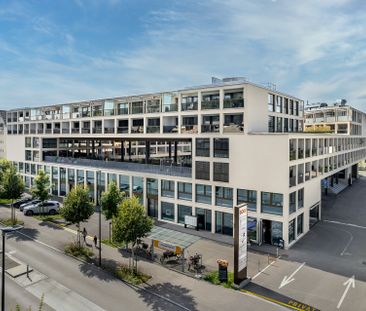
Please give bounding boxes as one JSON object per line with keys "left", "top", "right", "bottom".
{"left": 248, "top": 217, "right": 257, "bottom": 242}
{"left": 215, "top": 211, "right": 233, "bottom": 236}
{"left": 196, "top": 208, "right": 212, "bottom": 231}
{"left": 288, "top": 219, "right": 295, "bottom": 243}
{"left": 161, "top": 201, "right": 174, "bottom": 221}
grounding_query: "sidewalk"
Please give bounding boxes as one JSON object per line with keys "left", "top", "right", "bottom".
{"left": 0, "top": 206, "right": 285, "bottom": 311}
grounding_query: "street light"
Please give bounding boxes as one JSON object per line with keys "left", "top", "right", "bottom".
{"left": 0, "top": 225, "right": 23, "bottom": 311}
{"left": 96, "top": 170, "right": 102, "bottom": 267}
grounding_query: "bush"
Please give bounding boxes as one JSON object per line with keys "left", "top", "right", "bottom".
{"left": 204, "top": 271, "right": 234, "bottom": 288}
{"left": 64, "top": 242, "right": 93, "bottom": 261}
{"left": 114, "top": 265, "right": 151, "bottom": 285}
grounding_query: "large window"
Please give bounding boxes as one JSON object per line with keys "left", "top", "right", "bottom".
{"left": 268, "top": 94, "right": 275, "bottom": 112}
{"left": 161, "top": 202, "right": 175, "bottom": 221}
{"left": 132, "top": 176, "right": 143, "bottom": 204}
{"left": 42, "top": 138, "right": 57, "bottom": 149}
{"left": 289, "top": 191, "right": 296, "bottom": 214}
{"left": 119, "top": 175, "right": 130, "bottom": 196}
{"left": 268, "top": 116, "right": 275, "bottom": 132}
{"left": 215, "top": 211, "right": 233, "bottom": 236}
{"left": 178, "top": 182, "right": 192, "bottom": 201}
{"left": 214, "top": 138, "right": 229, "bottom": 158}
{"left": 161, "top": 180, "right": 175, "bottom": 198}
{"left": 196, "top": 184, "right": 212, "bottom": 205}
{"left": 195, "top": 161, "right": 210, "bottom": 180}
{"left": 196, "top": 138, "right": 210, "bottom": 157}
{"left": 297, "top": 214, "right": 304, "bottom": 235}
{"left": 147, "top": 178, "right": 158, "bottom": 197}
{"left": 215, "top": 186, "right": 233, "bottom": 208}
{"left": 237, "top": 189, "right": 257, "bottom": 211}
{"left": 178, "top": 204, "right": 192, "bottom": 223}
{"left": 298, "top": 188, "right": 304, "bottom": 208}
{"left": 289, "top": 219, "right": 296, "bottom": 243}
{"left": 261, "top": 192, "right": 283, "bottom": 215}
{"left": 87, "top": 171, "right": 95, "bottom": 201}
{"left": 213, "top": 162, "right": 229, "bottom": 182}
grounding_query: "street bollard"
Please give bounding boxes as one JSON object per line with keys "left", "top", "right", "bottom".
{"left": 258, "top": 259, "right": 260, "bottom": 272}
{"left": 276, "top": 247, "right": 279, "bottom": 258}
{"left": 268, "top": 254, "right": 270, "bottom": 264}
{"left": 26, "top": 265, "right": 29, "bottom": 278}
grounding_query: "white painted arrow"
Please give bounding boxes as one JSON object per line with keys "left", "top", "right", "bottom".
{"left": 279, "top": 262, "right": 306, "bottom": 289}
{"left": 337, "top": 276, "right": 355, "bottom": 309}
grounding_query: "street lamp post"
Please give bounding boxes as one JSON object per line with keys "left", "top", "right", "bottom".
{"left": 97, "top": 170, "right": 102, "bottom": 267}
{"left": 1, "top": 225, "right": 23, "bottom": 311}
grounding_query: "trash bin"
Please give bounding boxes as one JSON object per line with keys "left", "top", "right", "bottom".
{"left": 217, "top": 259, "right": 229, "bottom": 283}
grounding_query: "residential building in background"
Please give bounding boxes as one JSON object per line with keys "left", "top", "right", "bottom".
{"left": 304, "top": 102, "right": 366, "bottom": 135}
{"left": 2, "top": 78, "right": 366, "bottom": 249}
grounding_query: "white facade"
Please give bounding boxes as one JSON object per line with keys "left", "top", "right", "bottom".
{"left": 4, "top": 78, "right": 366, "bottom": 249}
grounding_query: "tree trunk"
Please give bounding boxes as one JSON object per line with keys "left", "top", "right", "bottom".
{"left": 11, "top": 199, "right": 14, "bottom": 225}
{"left": 77, "top": 222, "right": 81, "bottom": 247}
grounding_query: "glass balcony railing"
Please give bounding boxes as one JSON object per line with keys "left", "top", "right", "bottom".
{"left": 131, "top": 106, "right": 144, "bottom": 114}
{"left": 131, "top": 126, "right": 144, "bottom": 134}
{"left": 163, "top": 104, "right": 178, "bottom": 112}
{"left": 81, "top": 128, "right": 91, "bottom": 134}
{"left": 146, "top": 126, "right": 160, "bottom": 133}
{"left": 224, "top": 98, "right": 244, "bottom": 108}
{"left": 93, "top": 127, "right": 103, "bottom": 134}
{"left": 104, "top": 128, "right": 115, "bottom": 134}
{"left": 201, "top": 100, "right": 219, "bottom": 110}
{"left": 181, "top": 102, "right": 198, "bottom": 111}
{"left": 62, "top": 128, "right": 70, "bottom": 134}
{"left": 201, "top": 124, "right": 220, "bottom": 133}
{"left": 53, "top": 128, "right": 61, "bottom": 134}
{"left": 163, "top": 126, "right": 178, "bottom": 133}
{"left": 117, "top": 127, "right": 128, "bottom": 134}
{"left": 71, "top": 128, "right": 80, "bottom": 133}
{"left": 118, "top": 108, "right": 128, "bottom": 115}
{"left": 181, "top": 125, "right": 198, "bottom": 134}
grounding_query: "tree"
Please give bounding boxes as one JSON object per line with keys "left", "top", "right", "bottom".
{"left": 112, "top": 196, "right": 153, "bottom": 271}
{"left": 31, "top": 170, "right": 51, "bottom": 202}
{"left": 60, "top": 184, "right": 95, "bottom": 247}
{"left": 101, "top": 181, "right": 124, "bottom": 241}
{"left": 2, "top": 165, "right": 24, "bottom": 224}
{"left": 0, "top": 159, "right": 12, "bottom": 196}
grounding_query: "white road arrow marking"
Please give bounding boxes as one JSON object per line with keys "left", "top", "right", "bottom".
{"left": 279, "top": 262, "right": 306, "bottom": 289}
{"left": 337, "top": 276, "right": 355, "bottom": 309}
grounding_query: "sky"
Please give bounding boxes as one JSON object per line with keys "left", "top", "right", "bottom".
{"left": 0, "top": 0, "right": 366, "bottom": 110}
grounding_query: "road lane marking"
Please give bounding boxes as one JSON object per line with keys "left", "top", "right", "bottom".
{"left": 323, "top": 219, "right": 366, "bottom": 230}
{"left": 279, "top": 262, "right": 306, "bottom": 289}
{"left": 339, "top": 229, "right": 353, "bottom": 256}
{"left": 337, "top": 276, "right": 355, "bottom": 309}
{"left": 242, "top": 289, "right": 319, "bottom": 311}
{"left": 252, "top": 258, "right": 278, "bottom": 280}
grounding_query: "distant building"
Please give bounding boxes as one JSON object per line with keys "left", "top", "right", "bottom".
{"left": 304, "top": 103, "right": 366, "bottom": 135}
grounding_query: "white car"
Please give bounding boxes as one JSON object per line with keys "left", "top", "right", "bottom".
{"left": 23, "top": 201, "right": 61, "bottom": 216}
{"left": 19, "top": 199, "right": 41, "bottom": 212}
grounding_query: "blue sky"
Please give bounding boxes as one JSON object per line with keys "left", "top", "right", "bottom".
{"left": 0, "top": 0, "right": 365, "bottom": 110}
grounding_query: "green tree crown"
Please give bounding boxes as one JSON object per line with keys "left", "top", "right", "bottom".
{"left": 1, "top": 165, "right": 24, "bottom": 201}
{"left": 101, "top": 181, "right": 124, "bottom": 220}
{"left": 31, "top": 169, "right": 51, "bottom": 202}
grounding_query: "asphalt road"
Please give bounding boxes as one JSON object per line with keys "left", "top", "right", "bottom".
{"left": 0, "top": 207, "right": 288, "bottom": 311}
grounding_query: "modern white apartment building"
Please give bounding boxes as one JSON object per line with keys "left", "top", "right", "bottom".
{"left": 304, "top": 103, "right": 366, "bottom": 135}
{"left": 3, "top": 78, "right": 366, "bottom": 249}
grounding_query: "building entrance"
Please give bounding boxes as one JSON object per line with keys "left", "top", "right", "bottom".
{"left": 262, "top": 220, "right": 272, "bottom": 244}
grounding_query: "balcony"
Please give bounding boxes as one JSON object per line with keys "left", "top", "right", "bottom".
{"left": 224, "top": 98, "right": 244, "bottom": 108}
{"left": 118, "top": 108, "right": 128, "bottom": 115}
{"left": 45, "top": 129, "right": 52, "bottom": 134}
{"left": 201, "top": 124, "right": 220, "bottom": 133}
{"left": 93, "top": 127, "right": 103, "bottom": 134}
{"left": 37, "top": 129, "right": 44, "bottom": 134}
{"left": 146, "top": 126, "right": 160, "bottom": 133}
{"left": 44, "top": 156, "right": 192, "bottom": 178}
{"left": 71, "top": 128, "right": 80, "bottom": 134}
{"left": 163, "top": 104, "right": 178, "bottom": 112}
{"left": 181, "top": 102, "right": 198, "bottom": 111}
{"left": 131, "top": 126, "right": 144, "bottom": 134}
{"left": 62, "top": 128, "right": 70, "bottom": 134}
{"left": 117, "top": 127, "right": 128, "bottom": 134}
{"left": 201, "top": 100, "right": 219, "bottom": 110}
{"left": 181, "top": 125, "right": 198, "bottom": 134}
{"left": 81, "top": 128, "right": 91, "bottom": 134}
{"left": 104, "top": 128, "right": 115, "bottom": 134}
{"left": 30, "top": 129, "right": 36, "bottom": 134}
{"left": 163, "top": 126, "right": 178, "bottom": 134}
{"left": 53, "top": 128, "right": 61, "bottom": 134}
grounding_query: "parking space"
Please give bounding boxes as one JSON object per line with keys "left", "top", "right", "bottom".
{"left": 245, "top": 173, "right": 366, "bottom": 310}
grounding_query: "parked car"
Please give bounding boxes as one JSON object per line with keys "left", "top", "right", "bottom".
{"left": 19, "top": 199, "right": 41, "bottom": 212}
{"left": 23, "top": 201, "right": 60, "bottom": 216}
{"left": 13, "top": 197, "right": 34, "bottom": 208}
